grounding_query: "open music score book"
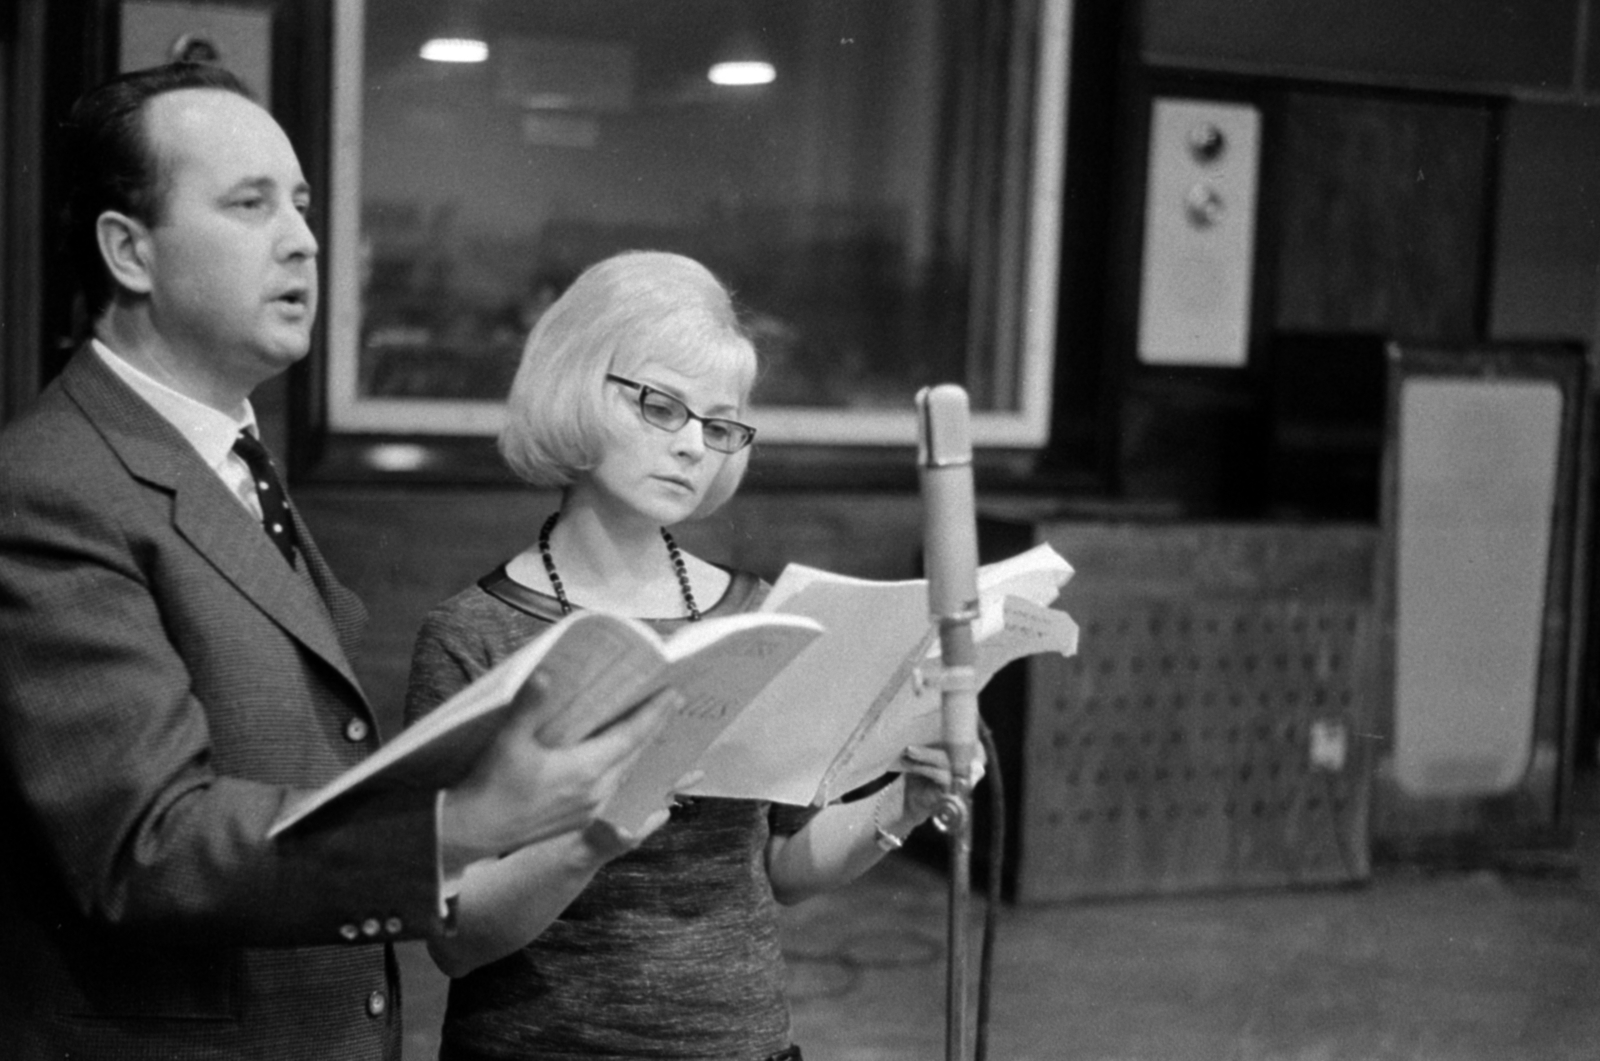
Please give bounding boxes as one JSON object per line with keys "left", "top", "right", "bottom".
{"left": 268, "top": 609, "right": 825, "bottom": 838}
{"left": 268, "top": 542, "right": 1076, "bottom": 839}
{"left": 688, "top": 542, "right": 1079, "bottom": 807}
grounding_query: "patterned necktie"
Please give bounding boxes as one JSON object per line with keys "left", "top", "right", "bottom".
{"left": 232, "top": 431, "right": 298, "bottom": 565}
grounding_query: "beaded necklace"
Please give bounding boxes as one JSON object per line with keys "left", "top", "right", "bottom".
{"left": 536, "top": 510, "right": 701, "bottom": 621}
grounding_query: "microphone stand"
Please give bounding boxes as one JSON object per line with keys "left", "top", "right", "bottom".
{"left": 916, "top": 385, "right": 982, "bottom": 1061}
{"left": 932, "top": 696, "right": 977, "bottom": 1061}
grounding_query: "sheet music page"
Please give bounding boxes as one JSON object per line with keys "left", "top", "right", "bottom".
{"left": 690, "top": 544, "right": 1075, "bottom": 806}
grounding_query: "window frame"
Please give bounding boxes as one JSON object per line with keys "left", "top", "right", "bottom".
{"left": 305, "top": 0, "right": 1073, "bottom": 479}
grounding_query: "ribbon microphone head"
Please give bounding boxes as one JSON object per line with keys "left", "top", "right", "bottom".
{"left": 916, "top": 384, "right": 974, "bottom": 471}
{"left": 916, "top": 385, "right": 979, "bottom": 624}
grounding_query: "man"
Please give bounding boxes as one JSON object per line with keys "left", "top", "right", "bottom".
{"left": 0, "top": 62, "right": 668, "bottom": 1059}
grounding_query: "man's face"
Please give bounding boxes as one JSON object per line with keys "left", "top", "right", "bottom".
{"left": 139, "top": 88, "right": 318, "bottom": 391}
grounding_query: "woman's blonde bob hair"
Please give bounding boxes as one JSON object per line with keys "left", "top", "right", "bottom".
{"left": 499, "top": 250, "right": 758, "bottom": 518}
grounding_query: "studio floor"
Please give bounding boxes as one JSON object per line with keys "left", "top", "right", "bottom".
{"left": 399, "top": 770, "right": 1600, "bottom": 1061}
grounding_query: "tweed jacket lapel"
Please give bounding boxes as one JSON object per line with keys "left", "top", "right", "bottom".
{"left": 57, "top": 351, "right": 369, "bottom": 701}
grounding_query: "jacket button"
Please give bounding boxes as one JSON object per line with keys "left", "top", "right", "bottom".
{"left": 361, "top": 917, "right": 381, "bottom": 937}
{"left": 339, "top": 923, "right": 360, "bottom": 942}
{"left": 366, "top": 990, "right": 387, "bottom": 1018}
{"left": 384, "top": 916, "right": 404, "bottom": 936}
{"left": 344, "top": 717, "right": 370, "bottom": 743}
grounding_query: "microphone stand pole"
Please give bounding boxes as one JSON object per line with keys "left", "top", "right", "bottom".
{"left": 916, "top": 386, "right": 982, "bottom": 1061}
{"left": 932, "top": 691, "right": 977, "bottom": 1061}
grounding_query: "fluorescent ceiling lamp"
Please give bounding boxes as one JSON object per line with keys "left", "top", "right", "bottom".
{"left": 421, "top": 37, "right": 489, "bottom": 63}
{"left": 707, "top": 60, "right": 775, "bottom": 86}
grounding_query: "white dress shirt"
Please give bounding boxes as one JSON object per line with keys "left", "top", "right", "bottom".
{"left": 91, "top": 339, "right": 266, "bottom": 519}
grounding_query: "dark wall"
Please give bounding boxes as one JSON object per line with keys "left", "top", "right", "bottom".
{"left": 1142, "top": 0, "right": 1587, "bottom": 93}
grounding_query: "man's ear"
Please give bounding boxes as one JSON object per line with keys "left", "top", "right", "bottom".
{"left": 96, "top": 210, "right": 155, "bottom": 296}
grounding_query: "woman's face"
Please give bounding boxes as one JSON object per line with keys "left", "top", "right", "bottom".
{"left": 582, "top": 359, "right": 746, "bottom": 528}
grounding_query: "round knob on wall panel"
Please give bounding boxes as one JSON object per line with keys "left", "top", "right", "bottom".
{"left": 1184, "top": 183, "right": 1225, "bottom": 228}
{"left": 1187, "top": 122, "right": 1227, "bottom": 164}
{"left": 168, "top": 32, "right": 222, "bottom": 64}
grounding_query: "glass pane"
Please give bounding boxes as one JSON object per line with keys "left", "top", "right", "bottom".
{"left": 331, "top": 0, "right": 1065, "bottom": 444}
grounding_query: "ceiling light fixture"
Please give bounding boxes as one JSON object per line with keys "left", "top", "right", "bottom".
{"left": 707, "top": 30, "right": 775, "bottom": 86}
{"left": 421, "top": 37, "right": 489, "bottom": 63}
{"left": 421, "top": 1, "right": 489, "bottom": 64}
{"left": 708, "top": 59, "right": 775, "bottom": 86}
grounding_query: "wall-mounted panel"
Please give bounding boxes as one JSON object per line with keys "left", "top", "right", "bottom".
{"left": 1137, "top": 98, "right": 1260, "bottom": 368}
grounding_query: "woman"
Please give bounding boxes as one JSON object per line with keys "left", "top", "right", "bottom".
{"left": 405, "top": 250, "right": 963, "bottom": 1061}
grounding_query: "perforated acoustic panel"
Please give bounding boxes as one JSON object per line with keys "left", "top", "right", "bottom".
{"left": 978, "top": 517, "right": 1379, "bottom": 902}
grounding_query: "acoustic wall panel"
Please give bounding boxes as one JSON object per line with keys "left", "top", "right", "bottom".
{"left": 978, "top": 517, "right": 1378, "bottom": 902}
{"left": 1393, "top": 379, "right": 1562, "bottom": 798}
{"left": 1374, "top": 344, "right": 1590, "bottom": 857}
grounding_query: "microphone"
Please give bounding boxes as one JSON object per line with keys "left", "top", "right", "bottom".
{"left": 916, "top": 384, "right": 981, "bottom": 788}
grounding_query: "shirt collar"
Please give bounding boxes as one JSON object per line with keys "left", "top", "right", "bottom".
{"left": 92, "top": 338, "right": 258, "bottom": 471}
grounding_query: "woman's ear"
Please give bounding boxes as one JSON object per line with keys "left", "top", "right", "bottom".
{"left": 96, "top": 210, "right": 156, "bottom": 297}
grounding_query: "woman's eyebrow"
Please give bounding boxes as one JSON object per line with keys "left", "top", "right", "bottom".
{"left": 640, "top": 378, "right": 739, "bottom": 417}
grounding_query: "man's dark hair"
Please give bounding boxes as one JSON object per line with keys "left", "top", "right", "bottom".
{"left": 61, "top": 62, "right": 256, "bottom": 318}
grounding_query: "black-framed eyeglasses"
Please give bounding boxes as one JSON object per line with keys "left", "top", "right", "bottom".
{"left": 605, "top": 374, "right": 757, "bottom": 454}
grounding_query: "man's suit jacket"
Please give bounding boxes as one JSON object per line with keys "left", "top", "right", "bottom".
{"left": 0, "top": 350, "right": 443, "bottom": 1060}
